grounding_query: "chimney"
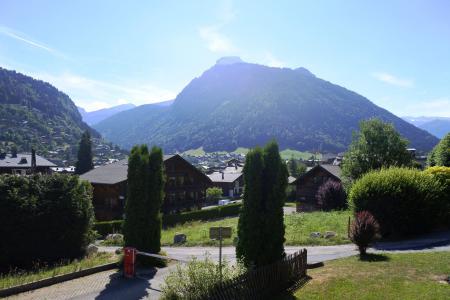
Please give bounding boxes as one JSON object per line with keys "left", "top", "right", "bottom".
{"left": 31, "top": 148, "right": 37, "bottom": 174}
{"left": 221, "top": 172, "right": 224, "bottom": 180}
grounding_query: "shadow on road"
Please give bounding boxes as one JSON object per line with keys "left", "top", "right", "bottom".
{"left": 95, "top": 268, "right": 160, "bottom": 299}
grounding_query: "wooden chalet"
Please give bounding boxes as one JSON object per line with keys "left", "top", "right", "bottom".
{"left": 207, "top": 165, "right": 244, "bottom": 199}
{"left": 0, "top": 152, "right": 56, "bottom": 175}
{"left": 293, "top": 164, "right": 342, "bottom": 211}
{"left": 80, "top": 154, "right": 213, "bottom": 221}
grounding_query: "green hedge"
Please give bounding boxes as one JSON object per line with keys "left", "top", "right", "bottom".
{"left": 0, "top": 174, "right": 94, "bottom": 270}
{"left": 94, "top": 203, "right": 242, "bottom": 236}
{"left": 349, "top": 167, "right": 447, "bottom": 237}
{"left": 94, "top": 220, "right": 124, "bottom": 237}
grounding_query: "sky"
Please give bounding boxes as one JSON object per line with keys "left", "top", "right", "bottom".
{"left": 0, "top": 0, "right": 449, "bottom": 117}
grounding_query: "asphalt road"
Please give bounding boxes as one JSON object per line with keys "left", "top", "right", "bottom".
{"left": 9, "top": 231, "right": 450, "bottom": 300}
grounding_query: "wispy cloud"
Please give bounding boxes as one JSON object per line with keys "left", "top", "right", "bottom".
{"left": 0, "top": 25, "right": 65, "bottom": 58}
{"left": 402, "top": 98, "right": 450, "bottom": 117}
{"left": 198, "top": 0, "right": 237, "bottom": 53}
{"left": 23, "top": 70, "right": 177, "bottom": 111}
{"left": 372, "top": 72, "right": 413, "bottom": 88}
{"left": 199, "top": 26, "right": 236, "bottom": 53}
{"left": 263, "top": 52, "right": 285, "bottom": 68}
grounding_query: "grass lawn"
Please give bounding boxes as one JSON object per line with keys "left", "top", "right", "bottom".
{"left": 0, "top": 253, "right": 117, "bottom": 290}
{"left": 286, "top": 252, "right": 450, "bottom": 300}
{"left": 161, "top": 210, "right": 351, "bottom": 246}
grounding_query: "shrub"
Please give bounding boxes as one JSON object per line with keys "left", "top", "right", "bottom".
{"left": 349, "top": 211, "right": 380, "bottom": 256}
{"left": 94, "top": 220, "right": 124, "bottom": 237}
{"left": 93, "top": 203, "right": 243, "bottom": 236}
{"left": 349, "top": 167, "right": 446, "bottom": 237}
{"left": 163, "top": 203, "right": 242, "bottom": 228}
{"left": 0, "top": 174, "right": 94, "bottom": 270}
{"left": 316, "top": 180, "right": 347, "bottom": 211}
{"left": 423, "top": 166, "right": 450, "bottom": 226}
{"left": 206, "top": 187, "right": 223, "bottom": 202}
{"left": 161, "top": 255, "right": 244, "bottom": 300}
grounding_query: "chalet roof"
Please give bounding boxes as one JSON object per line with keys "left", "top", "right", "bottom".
{"left": 80, "top": 154, "right": 183, "bottom": 185}
{"left": 0, "top": 153, "right": 56, "bottom": 168}
{"left": 293, "top": 164, "right": 342, "bottom": 184}
{"left": 208, "top": 171, "right": 242, "bottom": 183}
{"left": 288, "top": 176, "right": 297, "bottom": 184}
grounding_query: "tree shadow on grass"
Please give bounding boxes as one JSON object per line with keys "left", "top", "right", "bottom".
{"left": 359, "top": 253, "right": 390, "bottom": 262}
{"left": 278, "top": 275, "right": 312, "bottom": 299}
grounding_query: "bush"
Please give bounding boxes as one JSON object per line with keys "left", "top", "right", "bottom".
{"left": 94, "top": 220, "right": 124, "bottom": 237}
{"left": 423, "top": 166, "right": 450, "bottom": 226}
{"left": 0, "top": 174, "right": 94, "bottom": 270}
{"left": 163, "top": 203, "right": 242, "bottom": 228}
{"left": 206, "top": 187, "right": 223, "bottom": 202}
{"left": 93, "top": 203, "right": 243, "bottom": 236}
{"left": 161, "top": 256, "right": 244, "bottom": 300}
{"left": 316, "top": 180, "right": 347, "bottom": 211}
{"left": 349, "top": 167, "right": 446, "bottom": 237}
{"left": 349, "top": 211, "right": 380, "bottom": 256}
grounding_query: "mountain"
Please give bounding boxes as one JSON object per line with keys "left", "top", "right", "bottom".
{"left": 78, "top": 103, "right": 136, "bottom": 125}
{"left": 94, "top": 58, "right": 439, "bottom": 153}
{"left": 0, "top": 67, "right": 125, "bottom": 165}
{"left": 402, "top": 116, "right": 450, "bottom": 138}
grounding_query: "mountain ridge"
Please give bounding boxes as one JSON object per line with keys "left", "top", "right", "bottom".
{"left": 94, "top": 60, "right": 438, "bottom": 153}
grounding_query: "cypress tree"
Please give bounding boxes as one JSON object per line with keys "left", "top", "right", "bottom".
{"left": 75, "top": 131, "right": 94, "bottom": 175}
{"left": 123, "top": 145, "right": 149, "bottom": 252}
{"left": 236, "top": 147, "right": 265, "bottom": 267}
{"left": 123, "top": 145, "right": 165, "bottom": 266}
{"left": 236, "top": 140, "right": 288, "bottom": 268}
{"left": 145, "top": 146, "right": 165, "bottom": 262}
{"left": 262, "top": 141, "right": 288, "bottom": 264}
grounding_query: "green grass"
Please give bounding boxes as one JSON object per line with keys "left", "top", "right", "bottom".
{"left": 287, "top": 252, "right": 450, "bottom": 299}
{"left": 0, "top": 253, "right": 117, "bottom": 290}
{"left": 232, "top": 147, "right": 250, "bottom": 155}
{"left": 182, "top": 147, "right": 206, "bottom": 156}
{"left": 161, "top": 210, "right": 351, "bottom": 246}
{"left": 280, "top": 149, "right": 321, "bottom": 161}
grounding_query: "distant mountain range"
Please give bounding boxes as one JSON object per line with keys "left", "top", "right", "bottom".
{"left": 94, "top": 58, "right": 438, "bottom": 153}
{"left": 78, "top": 104, "right": 136, "bottom": 125}
{"left": 402, "top": 116, "right": 450, "bottom": 138}
{"left": 0, "top": 67, "right": 125, "bottom": 165}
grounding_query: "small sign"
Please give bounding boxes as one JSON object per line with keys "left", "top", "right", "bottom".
{"left": 209, "top": 227, "right": 232, "bottom": 239}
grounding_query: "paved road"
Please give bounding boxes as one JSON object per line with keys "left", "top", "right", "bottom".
{"left": 9, "top": 231, "right": 450, "bottom": 300}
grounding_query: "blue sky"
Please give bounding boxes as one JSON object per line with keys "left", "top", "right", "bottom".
{"left": 0, "top": 0, "right": 449, "bottom": 116}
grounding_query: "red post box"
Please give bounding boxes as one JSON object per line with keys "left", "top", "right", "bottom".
{"left": 123, "top": 247, "right": 136, "bottom": 278}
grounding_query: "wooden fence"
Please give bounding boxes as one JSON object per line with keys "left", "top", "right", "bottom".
{"left": 201, "top": 249, "right": 308, "bottom": 300}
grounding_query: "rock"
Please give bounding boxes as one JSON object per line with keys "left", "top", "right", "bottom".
{"left": 174, "top": 233, "right": 187, "bottom": 244}
{"left": 106, "top": 233, "right": 123, "bottom": 241}
{"left": 324, "top": 231, "right": 337, "bottom": 239}
{"left": 86, "top": 244, "right": 98, "bottom": 256}
{"left": 310, "top": 232, "right": 322, "bottom": 238}
{"left": 115, "top": 248, "right": 123, "bottom": 255}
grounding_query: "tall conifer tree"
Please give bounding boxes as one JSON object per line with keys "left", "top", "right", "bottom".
{"left": 123, "top": 145, "right": 165, "bottom": 265}
{"left": 75, "top": 130, "right": 93, "bottom": 175}
{"left": 237, "top": 140, "right": 288, "bottom": 267}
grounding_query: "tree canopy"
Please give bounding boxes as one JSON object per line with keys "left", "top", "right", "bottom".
{"left": 342, "top": 118, "right": 412, "bottom": 181}
{"left": 427, "top": 133, "right": 450, "bottom": 167}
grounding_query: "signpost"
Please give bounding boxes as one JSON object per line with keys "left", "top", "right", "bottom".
{"left": 209, "top": 226, "right": 232, "bottom": 282}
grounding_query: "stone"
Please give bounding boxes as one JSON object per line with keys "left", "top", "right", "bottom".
{"left": 106, "top": 233, "right": 123, "bottom": 242}
{"left": 174, "top": 233, "right": 187, "bottom": 244}
{"left": 324, "top": 231, "right": 337, "bottom": 239}
{"left": 86, "top": 244, "right": 98, "bottom": 256}
{"left": 310, "top": 232, "right": 322, "bottom": 238}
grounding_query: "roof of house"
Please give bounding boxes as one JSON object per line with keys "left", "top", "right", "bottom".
{"left": 288, "top": 176, "right": 297, "bottom": 184}
{"left": 80, "top": 154, "right": 187, "bottom": 185}
{"left": 208, "top": 171, "right": 242, "bottom": 183}
{"left": 0, "top": 153, "right": 56, "bottom": 168}
{"left": 293, "top": 164, "right": 342, "bottom": 184}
